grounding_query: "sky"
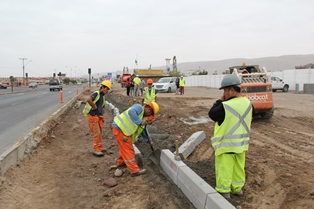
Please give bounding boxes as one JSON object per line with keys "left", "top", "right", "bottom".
{"left": 1, "top": 0, "right": 313, "bottom": 78}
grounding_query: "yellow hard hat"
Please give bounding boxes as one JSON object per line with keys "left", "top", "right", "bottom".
{"left": 101, "top": 80, "right": 112, "bottom": 89}
{"left": 147, "top": 102, "right": 159, "bottom": 115}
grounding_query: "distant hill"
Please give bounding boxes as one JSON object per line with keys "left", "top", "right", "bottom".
{"left": 156, "top": 54, "right": 314, "bottom": 75}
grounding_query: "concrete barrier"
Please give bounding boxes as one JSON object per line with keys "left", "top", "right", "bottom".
{"left": 173, "top": 131, "right": 206, "bottom": 160}
{"left": 161, "top": 149, "right": 235, "bottom": 209}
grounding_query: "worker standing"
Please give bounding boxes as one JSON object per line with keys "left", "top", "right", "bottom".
{"left": 140, "top": 79, "right": 145, "bottom": 96}
{"left": 133, "top": 75, "right": 141, "bottom": 96}
{"left": 111, "top": 102, "right": 159, "bottom": 176}
{"left": 208, "top": 74, "right": 253, "bottom": 199}
{"left": 142, "top": 79, "right": 158, "bottom": 104}
{"left": 179, "top": 76, "right": 185, "bottom": 95}
{"left": 83, "top": 80, "right": 115, "bottom": 157}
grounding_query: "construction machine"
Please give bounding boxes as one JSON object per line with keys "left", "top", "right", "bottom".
{"left": 120, "top": 73, "right": 132, "bottom": 88}
{"left": 229, "top": 64, "right": 274, "bottom": 119}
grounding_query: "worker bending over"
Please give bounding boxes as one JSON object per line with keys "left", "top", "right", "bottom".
{"left": 111, "top": 102, "right": 159, "bottom": 176}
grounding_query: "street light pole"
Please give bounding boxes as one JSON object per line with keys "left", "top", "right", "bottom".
{"left": 66, "top": 66, "right": 76, "bottom": 79}
{"left": 19, "top": 58, "right": 27, "bottom": 86}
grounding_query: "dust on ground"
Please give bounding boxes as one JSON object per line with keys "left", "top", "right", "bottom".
{"left": 0, "top": 83, "right": 313, "bottom": 209}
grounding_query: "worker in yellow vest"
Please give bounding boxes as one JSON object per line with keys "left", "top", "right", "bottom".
{"left": 111, "top": 102, "right": 159, "bottom": 176}
{"left": 83, "top": 80, "right": 114, "bottom": 157}
{"left": 179, "top": 76, "right": 185, "bottom": 95}
{"left": 208, "top": 74, "right": 254, "bottom": 199}
{"left": 133, "top": 75, "right": 141, "bottom": 96}
{"left": 143, "top": 79, "right": 158, "bottom": 104}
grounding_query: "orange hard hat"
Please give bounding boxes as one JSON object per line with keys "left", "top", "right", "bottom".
{"left": 147, "top": 79, "right": 153, "bottom": 84}
{"left": 146, "top": 102, "right": 159, "bottom": 115}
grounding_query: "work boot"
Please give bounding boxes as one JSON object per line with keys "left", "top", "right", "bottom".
{"left": 220, "top": 192, "right": 230, "bottom": 199}
{"left": 130, "top": 168, "right": 147, "bottom": 177}
{"left": 93, "top": 151, "right": 104, "bottom": 156}
{"left": 233, "top": 190, "right": 243, "bottom": 196}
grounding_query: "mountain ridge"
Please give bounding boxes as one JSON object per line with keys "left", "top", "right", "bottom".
{"left": 157, "top": 54, "right": 314, "bottom": 75}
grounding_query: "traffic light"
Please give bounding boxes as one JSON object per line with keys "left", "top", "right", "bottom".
{"left": 53, "top": 73, "right": 56, "bottom": 77}
{"left": 26, "top": 73, "right": 28, "bottom": 78}
{"left": 88, "top": 68, "right": 91, "bottom": 74}
{"left": 58, "top": 72, "right": 61, "bottom": 76}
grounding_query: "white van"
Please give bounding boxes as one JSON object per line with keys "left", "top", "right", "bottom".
{"left": 153, "top": 77, "right": 177, "bottom": 93}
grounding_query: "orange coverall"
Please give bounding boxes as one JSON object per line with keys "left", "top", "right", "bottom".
{"left": 111, "top": 126, "right": 140, "bottom": 174}
{"left": 88, "top": 115, "right": 104, "bottom": 152}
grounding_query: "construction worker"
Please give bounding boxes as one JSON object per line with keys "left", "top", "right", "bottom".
{"left": 111, "top": 102, "right": 159, "bottom": 176}
{"left": 83, "top": 80, "right": 115, "bottom": 157}
{"left": 179, "top": 76, "right": 185, "bottom": 95}
{"left": 208, "top": 74, "right": 253, "bottom": 199}
{"left": 142, "top": 79, "right": 158, "bottom": 104}
{"left": 133, "top": 75, "right": 141, "bottom": 96}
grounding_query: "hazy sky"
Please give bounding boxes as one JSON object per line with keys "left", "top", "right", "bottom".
{"left": 1, "top": 0, "right": 313, "bottom": 78}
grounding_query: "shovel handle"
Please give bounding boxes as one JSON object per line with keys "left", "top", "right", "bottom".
{"left": 175, "top": 140, "right": 179, "bottom": 156}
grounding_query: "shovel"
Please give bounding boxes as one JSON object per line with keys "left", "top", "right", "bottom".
{"left": 142, "top": 125, "right": 161, "bottom": 165}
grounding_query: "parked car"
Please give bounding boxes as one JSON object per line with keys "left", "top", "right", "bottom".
{"left": 49, "top": 78, "right": 63, "bottom": 91}
{"left": 29, "top": 82, "right": 38, "bottom": 88}
{"left": 153, "top": 77, "right": 177, "bottom": 93}
{"left": 271, "top": 76, "right": 289, "bottom": 92}
{"left": 0, "top": 82, "right": 7, "bottom": 89}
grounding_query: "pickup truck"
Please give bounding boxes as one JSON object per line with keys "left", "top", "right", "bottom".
{"left": 271, "top": 76, "right": 289, "bottom": 92}
{"left": 49, "top": 78, "right": 63, "bottom": 91}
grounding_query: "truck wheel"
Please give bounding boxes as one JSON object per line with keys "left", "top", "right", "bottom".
{"left": 260, "top": 109, "right": 274, "bottom": 119}
{"left": 283, "top": 85, "right": 289, "bottom": 92}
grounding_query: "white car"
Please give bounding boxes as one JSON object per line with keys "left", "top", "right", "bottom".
{"left": 271, "top": 76, "right": 289, "bottom": 92}
{"left": 153, "top": 77, "right": 177, "bottom": 93}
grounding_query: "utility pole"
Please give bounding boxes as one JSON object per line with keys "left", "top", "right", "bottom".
{"left": 19, "top": 58, "right": 27, "bottom": 86}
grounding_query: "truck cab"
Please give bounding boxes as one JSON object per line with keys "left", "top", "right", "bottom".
{"left": 229, "top": 65, "right": 274, "bottom": 119}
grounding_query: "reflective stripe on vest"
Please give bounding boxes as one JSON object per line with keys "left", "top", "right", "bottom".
{"left": 114, "top": 107, "right": 144, "bottom": 136}
{"left": 144, "top": 87, "right": 156, "bottom": 103}
{"left": 211, "top": 97, "right": 252, "bottom": 156}
{"left": 82, "top": 91, "right": 106, "bottom": 116}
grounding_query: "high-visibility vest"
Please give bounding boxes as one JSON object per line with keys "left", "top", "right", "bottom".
{"left": 144, "top": 87, "right": 156, "bottom": 103}
{"left": 134, "top": 77, "right": 141, "bottom": 85}
{"left": 211, "top": 97, "right": 252, "bottom": 156}
{"left": 82, "top": 91, "right": 106, "bottom": 116}
{"left": 179, "top": 79, "right": 185, "bottom": 87}
{"left": 114, "top": 106, "right": 145, "bottom": 142}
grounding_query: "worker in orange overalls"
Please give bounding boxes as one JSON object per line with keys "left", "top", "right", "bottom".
{"left": 83, "top": 80, "right": 114, "bottom": 157}
{"left": 111, "top": 102, "right": 159, "bottom": 176}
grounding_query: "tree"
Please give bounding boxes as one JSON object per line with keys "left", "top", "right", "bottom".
{"left": 63, "top": 77, "right": 70, "bottom": 85}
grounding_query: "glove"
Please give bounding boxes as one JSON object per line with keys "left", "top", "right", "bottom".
{"left": 140, "top": 120, "right": 147, "bottom": 126}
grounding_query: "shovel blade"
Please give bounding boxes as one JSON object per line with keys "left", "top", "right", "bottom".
{"left": 149, "top": 152, "right": 160, "bottom": 165}
{"left": 149, "top": 144, "right": 161, "bottom": 165}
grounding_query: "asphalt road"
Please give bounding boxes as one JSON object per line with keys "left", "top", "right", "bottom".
{"left": 0, "top": 85, "right": 79, "bottom": 154}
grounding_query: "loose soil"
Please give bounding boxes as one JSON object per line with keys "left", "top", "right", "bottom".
{"left": 0, "top": 83, "right": 313, "bottom": 209}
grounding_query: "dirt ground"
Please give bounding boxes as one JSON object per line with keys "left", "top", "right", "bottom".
{"left": 0, "top": 83, "right": 313, "bottom": 209}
